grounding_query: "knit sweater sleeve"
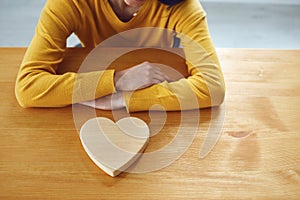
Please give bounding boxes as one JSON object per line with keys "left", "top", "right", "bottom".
{"left": 15, "top": 0, "right": 116, "bottom": 108}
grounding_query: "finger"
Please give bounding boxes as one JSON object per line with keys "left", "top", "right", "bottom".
{"left": 164, "top": 74, "right": 173, "bottom": 82}
{"left": 94, "top": 97, "right": 111, "bottom": 110}
{"left": 151, "top": 66, "right": 173, "bottom": 82}
{"left": 153, "top": 69, "right": 174, "bottom": 82}
{"left": 79, "top": 100, "right": 95, "bottom": 108}
{"left": 139, "top": 77, "right": 163, "bottom": 88}
{"left": 152, "top": 73, "right": 168, "bottom": 83}
{"left": 152, "top": 69, "right": 168, "bottom": 80}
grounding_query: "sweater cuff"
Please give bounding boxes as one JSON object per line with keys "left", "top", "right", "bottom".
{"left": 123, "top": 86, "right": 161, "bottom": 113}
{"left": 95, "top": 69, "right": 116, "bottom": 98}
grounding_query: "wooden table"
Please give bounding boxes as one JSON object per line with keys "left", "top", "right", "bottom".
{"left": 1, "top": 48, "right": 299, "bottom": 199}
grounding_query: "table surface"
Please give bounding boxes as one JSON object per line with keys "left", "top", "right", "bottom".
{"left": 0, "top": 48, "right": 299, "bottom": 199}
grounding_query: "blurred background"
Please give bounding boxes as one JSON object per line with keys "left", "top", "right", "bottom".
{"left": 0, "top": 0, "right": 299, "bottom": 48}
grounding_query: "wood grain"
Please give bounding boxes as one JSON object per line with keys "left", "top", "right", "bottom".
{"left": 0, "top": 48, "right": 299, "bottom": 199}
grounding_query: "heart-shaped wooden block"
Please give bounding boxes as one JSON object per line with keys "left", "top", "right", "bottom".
{"left": 80, "top": 117, "right": 149, "bottom": 177}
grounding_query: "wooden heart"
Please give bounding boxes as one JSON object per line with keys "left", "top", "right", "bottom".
{"left": 80, "top": 117, "right": 149, "bottom": 177}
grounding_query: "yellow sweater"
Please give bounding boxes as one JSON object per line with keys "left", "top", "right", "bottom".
{"left": 15, "top": 0, "right": 225, "bottom": 112}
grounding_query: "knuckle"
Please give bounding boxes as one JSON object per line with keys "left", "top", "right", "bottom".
{"left": 146, "top": 65, "right": 152, "bottom": 70}
{"left": 145, "top": 70, "right": 151, "bottom": 76}
{"left": 142, "top": 61, "right": 150, "bottom": 67}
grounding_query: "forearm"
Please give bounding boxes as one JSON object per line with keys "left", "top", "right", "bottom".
{"left": 123, "top": 74, "right": 225, "bottom": 113}
{"left": 15, "top": 69, "right": 116, "bottom": 108}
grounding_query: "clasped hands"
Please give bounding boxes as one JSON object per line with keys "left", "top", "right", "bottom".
{"left": 79, "top": 61, "right": 172, "bottom": 110}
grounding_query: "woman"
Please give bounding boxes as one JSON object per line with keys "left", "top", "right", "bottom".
{"left": 15, "top": 0, "right": 225, "bottom": 112}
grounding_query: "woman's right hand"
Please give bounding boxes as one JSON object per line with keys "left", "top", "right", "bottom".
{"left": 114, "top": 61, "right": 173, "bottom": 91}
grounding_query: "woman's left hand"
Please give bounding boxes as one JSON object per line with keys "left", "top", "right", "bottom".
{"left": 79, "top": 92, "right": 125, "bottom": 110}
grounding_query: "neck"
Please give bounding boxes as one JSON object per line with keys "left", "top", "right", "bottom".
{"left": 108, "top": 0, "right": 144, "bottom": 22}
